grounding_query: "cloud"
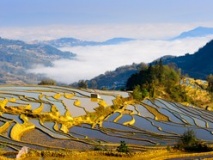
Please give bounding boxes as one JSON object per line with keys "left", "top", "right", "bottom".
{"left": 1, "top": 23, "right": 213, "bottom": 84}
{"left": 28, "top": 36, "right": 213, "bottom": 84}
{"left": 0, "top": 23, "right": 210, "bottom": 41}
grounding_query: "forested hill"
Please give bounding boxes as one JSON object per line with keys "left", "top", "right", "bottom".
{"left": 126, "top": 62, "right": 213, "bottom": 107}
{"left": 161, "top": 39, "right": 213, "bottom": 79}
{"left": 86, "top": 63, "right": 147, "bottom": 89}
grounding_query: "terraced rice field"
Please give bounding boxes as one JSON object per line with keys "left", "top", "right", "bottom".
{"left": 0, "top": 85, "right": 212, "bottom": 152}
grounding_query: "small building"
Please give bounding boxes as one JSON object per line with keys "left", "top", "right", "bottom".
{"left": 91, "top": 93, "right": 101, "bottom": 99}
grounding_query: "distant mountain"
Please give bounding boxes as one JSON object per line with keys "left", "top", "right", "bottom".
{"left": 84, "top": 39, "right": 213, "bottom": 89}
{"left": 172, "top": 26, "right": 213, "bottom": 40}
{"left": 0, "top": 37, "right": 75, "bottom": 84}
{"left": 101, "top": 38, "right": 135, "bottom": 45}
{"left": 81, "top": 63, "right": 147, "bottom": 90}
{"left": 160, "top": 39, "right": 213, "bottom": 79}
{"left": 44, "top": 37, "right": 135, "bottom": 48}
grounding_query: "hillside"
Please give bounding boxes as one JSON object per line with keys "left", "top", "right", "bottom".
{"left": 0, "top": 85, "right": 213, "bottom": 159}
{"left": 162, "top": 39, "right": 213, "bottom": 79}
{"left": 0, "top": 37, "right": 75, "bottom": 84}
{"left": 85, "top": 63, "right": 147, "bottom": 89}
{"left": 85, "top": 39, "right": 213, "bottom": 89}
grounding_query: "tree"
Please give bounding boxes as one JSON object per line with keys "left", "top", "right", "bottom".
{"left": 90, "top": 80, "right": 98, "bottom": 89}
{"left": 38, "top": 79, "right": 56, "bottom": 85}
{"left": 78, "top": 80, "right": 88, "bottom": 89}
{"left": 175, "top": 130, "right": 212, "bottom": 152}
{"left": 207, "top": 74, "right": 213, "bottom": 92}
{"left": 126, "top": 63, "right": 184, "bottom": 101}
{"left": 117, "top": 141, "right": 129, "bottom": 153}
{"left": 132, "top": 85, "right": 142, "bottom": 100}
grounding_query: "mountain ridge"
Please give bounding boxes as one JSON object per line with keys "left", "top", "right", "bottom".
{"left": 172, "top": 26, "right": 213, "bottom": 40}
{"left": 162, "top": 39, "right": 213, "bottom": 79}
{"left": 0, "top": 37, "right": 76, "bottom": 84}
{"left": 85, "top": 39, "right": 213, "bottom": 89}
{"left": 42, "top": 37, "right": 135, "bottom": 48}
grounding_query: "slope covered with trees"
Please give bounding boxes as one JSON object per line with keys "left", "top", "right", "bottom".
{"left": 126, "top": 61, "right": 188, "bottom": 102}
{"left": 85, "top": 63, "right": 147, "bottom": 89}
{"left": 126, "top": 61, "right": 213, "bottom": 107}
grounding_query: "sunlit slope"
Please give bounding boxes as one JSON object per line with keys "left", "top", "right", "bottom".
{"left": 0, "top": 85, "right": 212, "bottom": 152}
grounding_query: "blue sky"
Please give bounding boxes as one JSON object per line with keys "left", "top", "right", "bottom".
{"left": 1, "top": 0, "right": 213, "bottom": 83}
{"left": 1, "top": 0, "right": 213, "bottom": 26}
{"left": 1, "top": 0, "right": 213, "bottom": 41}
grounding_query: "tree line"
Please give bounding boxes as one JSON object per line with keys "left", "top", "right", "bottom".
{"left": 126, "top": 60, "right": 191, "bottom": 102}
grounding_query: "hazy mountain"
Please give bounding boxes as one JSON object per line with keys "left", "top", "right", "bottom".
{"left": 0, "top": 37, "right": 75, "bottom": 84}
{"left": 172, "top": 26, "right": 213, "bottom": 40}
{"left": 80, "top": 63, "right": 147, "bottom": 90}
{"left": 85, "top": 39, "right": 213, "bottom": 89}
{"left": 161, "top": 39, "right": 213, "bottom": 79}
{"left": 44, "top": 37, "right": 135, "bottom": 47}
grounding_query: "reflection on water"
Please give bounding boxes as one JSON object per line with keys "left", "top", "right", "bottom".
{"left": 0, "top": 85, "right": 213, "bottom": 147}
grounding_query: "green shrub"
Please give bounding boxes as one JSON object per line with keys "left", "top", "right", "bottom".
{"left": 175, "top": 130, "right": 212, "bottom": 152}
{"left": 117, "top": 141, "right": 129, "bottom": 153}
{"left": 93, "top": 145, "right": 106, "bottom": 151}
{"left": 38, "top": 79, "right": 56, "bottom": 85}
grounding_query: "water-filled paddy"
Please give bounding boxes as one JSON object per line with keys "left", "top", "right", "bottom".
{"left": 0, "top": 85, "right": 212, "bottom": 150}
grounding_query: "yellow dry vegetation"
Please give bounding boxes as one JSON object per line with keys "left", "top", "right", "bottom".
{"left": 64, "top": 110, "right": 71, "bottom": 117}
{"left": 53, "top": 122, "right": 59, "bottom": 131}
{"left": 33, "top": 103, "right": 44, "bottom": 114}
{"left": 98, "top": 99, "right": 108, "bottom": 107}
{"left": 50, "top": 105, "right": 60, "bottom": 117}
{"left": 14, "top": 149, "right": 213, "bottom": 160}
{"left": 9, "top": 97, "right": 16, "bottom": 102}
{"left": 123, "top": 116, "right": 135, "bottom": 125}
{"left": 0, "top": 99, "right": 8, "bottom": 110}
{"left": 39, "top": 93, "right": 43, "bottom": 99}
{"left": 184, "top": 85, "right": 212, "bottom": 108}
{"left": 143, "top": 103, "right": 169, "bottom": 121}
{"left": 74, "top": 99, "right": 81, "bottom": 107}
{"left": 181, "top": 78, "right": 212, "bottom": 108}
{"left": 60, "top": 124, "right": 69, "bottom": 133}
{"left": 0, "top": 155, "right": 13, "bottom": 160}
{"left": 25, "top": 104, "right": 31, "bottom": 110}
{"left": 64, "top": 93, "right": 74, "bottom": 99}
{"left": 54, "top": 93, "right": 61, "bottom": 99}
{"left": 10, "top": 122, "right": 35, "bottom": 141}
{"left": 113, "top": 112, "right": 122, "bottom": 122}
{"left": 20, "top": 114, "right": 29, "bottom": 123}
{"left": 0, "top": 121, "right": 12, "bottom": 134}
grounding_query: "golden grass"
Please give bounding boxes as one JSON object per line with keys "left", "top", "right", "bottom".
{"left": 4, "top": 149, "right": 213, "bottom": 160}
{"left": 10, "top": 122, "right": 35, "bottom": 141}
{"left": 74, "top": 99, "right": 81, "bottom": 107}
{"left": 53, "top": 93, "right": 61, "bottom": 99}
{"left": 123, "top": 116, "right": 135, "bottom": 125}
{"left": 64, "top": 93, "right": 74, "bottom": 99}
{"left": 113, "top": 112, "right": 122, "bottom": 122}
{"left": 0, "top": 156, "right": 13, "bottom": 160}
{"left": 53, "top": 122, "right": 59, "bottom": 131}
{"left": 9, "top": 98, "right": 16, "bottom": 103}
{"left": 0, "top": 99, "right": 8, "bottom": 110}
{"left": 32, "top": 103, "right": 43, "bottom": 114}
{"left": 142, "top": 103, "right": 169, "bottom": 121}
{"left": 60, "top": 124, "right": 69, "bottom": 133}
{"left": 98, "top": 99, "right": 108, "bottom": 107}
{"left": 0, "top": 121, "right": 12, "bottom": 134}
